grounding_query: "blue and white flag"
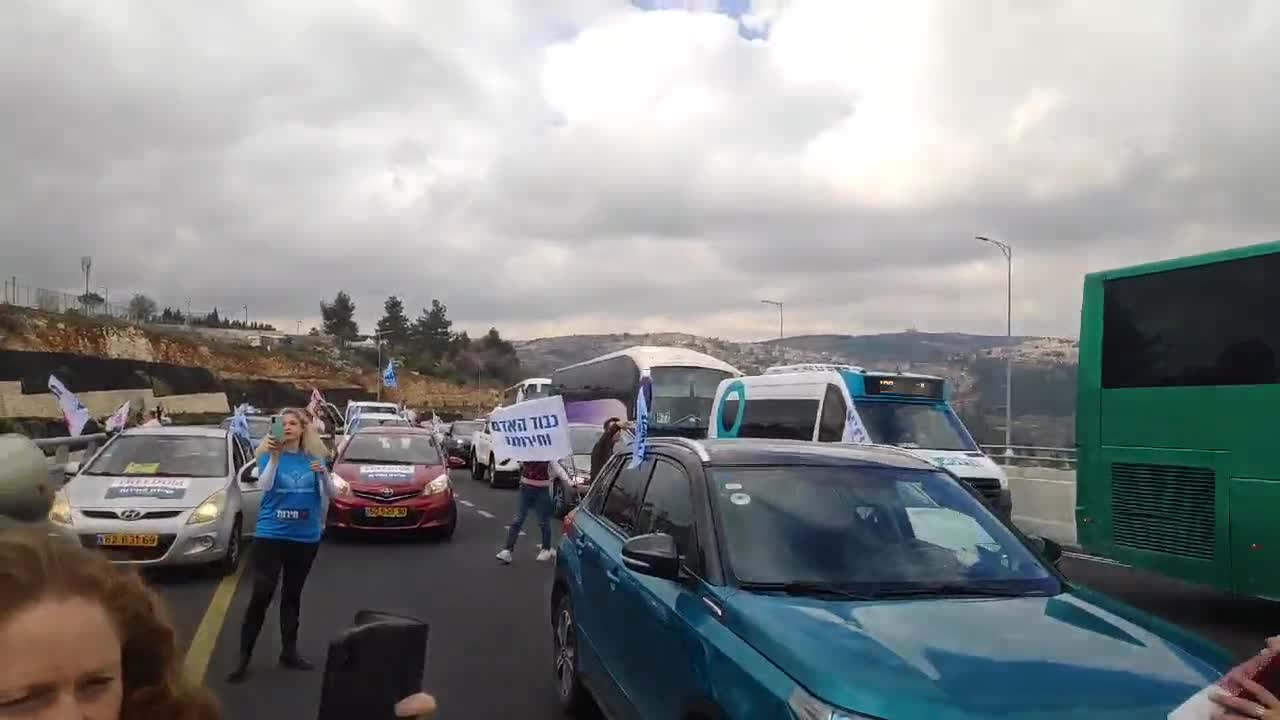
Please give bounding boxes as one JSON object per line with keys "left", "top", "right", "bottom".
{"left": 229, "top": 403, "right": 252, "bottom": 442}
{"left": 382, "top": 360, "right": 398, "bottom": 389}
{"left": 105, "top": 400, "right": 132, "bottom": 433}
{"left": 48, "top": 375, "right": 92, "bottom": 437}
{"left": 627, "top": 374, "right": 653, "bottom": 470}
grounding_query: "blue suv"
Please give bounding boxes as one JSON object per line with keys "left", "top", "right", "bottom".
{"left": 550, "top": 438, "right": 1231, "bottom": 719}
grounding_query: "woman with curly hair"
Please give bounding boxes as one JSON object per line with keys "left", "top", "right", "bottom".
{"left": 0, "top": 529, "right": 438, "bottom": 719}
{"left": 0, "top": 526, "right": 220, "bottom": 720}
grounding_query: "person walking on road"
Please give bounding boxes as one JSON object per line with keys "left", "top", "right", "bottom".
{"left": 227, "top": 408, "right": 350, "bottom": 683}
{"left": 496, "top": 460, "right": 569, "bottom": 564}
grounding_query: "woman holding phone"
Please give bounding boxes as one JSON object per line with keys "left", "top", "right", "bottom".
{"left": 227, "top": 408, "right": 350, "bottom": 683}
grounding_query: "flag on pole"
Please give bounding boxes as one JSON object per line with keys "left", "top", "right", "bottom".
{"left": 627, "top": 373, "right": 653, "bottom": 470}
{"left": 105, "top": 400, "right": 132, "bottom": 433}
{"left": 229, "top": 403, "right": 252, "bottom": 443}
{"left": 307, "top": 387, "right": 325, "bottom": 415}
{"left": 382, "top": 360, "right": 398, "bottom": 389}
{"left": 47, "top": 375, "right": 92, "bottom": 437}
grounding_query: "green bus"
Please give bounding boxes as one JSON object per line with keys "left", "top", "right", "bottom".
{"left": 1076, "top": 240, "right": 1280, "bottom": 600}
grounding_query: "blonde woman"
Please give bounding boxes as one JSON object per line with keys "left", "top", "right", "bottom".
{"left": 227, "top": 408, "right": 349, "bottom": 683}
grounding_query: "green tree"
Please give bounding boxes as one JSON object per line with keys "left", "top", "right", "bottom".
{"left": 127, "top": 294, "right": 158, "bottom": 322}
{"left": 321, "top": 291, "right": 359, "bottom": 342}
{"left": 411, "top": 299, "right": 453, "bottom": 359}
{"left": 376, "top": 296, "right": 412, "bottom": 350}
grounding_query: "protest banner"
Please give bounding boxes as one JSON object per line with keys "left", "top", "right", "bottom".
{"left": 487, "top": 395, "right": 572, "bottom": 462}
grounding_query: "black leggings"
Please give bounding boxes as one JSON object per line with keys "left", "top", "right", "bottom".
{"left": 238, "top": 538, "right": 320, "bottom": 657}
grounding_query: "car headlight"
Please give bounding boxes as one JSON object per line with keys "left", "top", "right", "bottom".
{"left": 49, "top": 492, "right": 73, "bottom": 526}
{"left": 187, "top": 489, "right": 227, "bottom": 525}
{"left": 788, "top": 687, "right": 880, "bottom": 720}
{"left": 423, "top": 473, "right": 450, "bottom": 496}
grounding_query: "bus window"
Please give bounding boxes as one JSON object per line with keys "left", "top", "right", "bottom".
{"left": 817, "top": 384, "right": 846, "bottom": 442}
{"left": 523, "top": 384, "right": 549, "bottom": 400}
{"left": 736, "top": 398, "right": 819, "bottom": 440}
{"left": 856, "top": 402, "right": 976, "bottom": 452}
{"left": 649, "top": 367, "right": 733, "bottom": 429}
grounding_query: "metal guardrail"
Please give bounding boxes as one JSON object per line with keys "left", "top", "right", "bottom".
{"left": 33, "top": 433, "right": 108, "bottom": 465}
{"left": 981, "top": 444, "right": 1077, "bottom": 470}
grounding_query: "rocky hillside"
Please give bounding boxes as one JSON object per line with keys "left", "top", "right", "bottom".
{"left": 0, "top": 305, "right": 497, "bottom": 417}
{"left": 514, "top": 331, "right": 1079, "bottom": 447}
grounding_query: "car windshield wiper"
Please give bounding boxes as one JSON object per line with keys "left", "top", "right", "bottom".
{"left": 866, "top": 583, "right": 1052, "bottom": 599}
{"left": 739, "top": 581, "right": 878, "bottom": 601}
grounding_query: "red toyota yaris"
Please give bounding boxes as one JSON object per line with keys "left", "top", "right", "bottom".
{"left": 327, "top": 426, "right": 457, "bottom": 539}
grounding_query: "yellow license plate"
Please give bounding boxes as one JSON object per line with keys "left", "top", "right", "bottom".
{"left": 97, "top": 533, "right": 159, "bottom": 548}
{"left": 365, "top": 506, "right": 408, "bottom": 518}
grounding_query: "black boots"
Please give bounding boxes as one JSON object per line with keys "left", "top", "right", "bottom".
{"left": 279, "top": 649, "right": 314, "bottom": 671}
{"left": 226, "top": 652, "right": 252, "bottom": 683}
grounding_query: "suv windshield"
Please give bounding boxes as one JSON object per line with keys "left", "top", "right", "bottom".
{"left": 709, "top": 465, "right": 1055, "bottom": 593}
{"left": 83, "top": 435, "right": 229, "bottom": 478}
{"left": 451, "top": 421, "right": 482, "bottom": 436}
{"left": 856, "top": 401, "right": 978, "bottom": 451}
{"left": 341, "top": 434, "right": 442, "bottom": 466}
{"left": 569, "top": 426, "right": 603, "bottom": 455}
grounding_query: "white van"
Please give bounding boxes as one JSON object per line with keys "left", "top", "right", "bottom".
{"left": 708, "top": 364, "right": 1011, "bottom": 517}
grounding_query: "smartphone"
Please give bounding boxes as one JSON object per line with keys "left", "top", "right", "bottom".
{"left": 270, "top": 416, "right": 285, "bottom": 442}
{"left": 317, "top": 610, "right": 429, "bottom": 720}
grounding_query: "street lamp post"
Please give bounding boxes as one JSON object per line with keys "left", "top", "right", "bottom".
{"left": 243, "top": 304, "right": 248, "bottom": 326}
{"left": 760, "top": 299, "right": 783, "bottom": 340}
{"left": 373, "top": 329, "right": 392, "bottom": 401}
{"left": 976, "top": 236, "right": 1013, "bottom": 450}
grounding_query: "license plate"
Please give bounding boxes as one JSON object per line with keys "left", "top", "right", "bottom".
{"left": 97, "top": 533, "right": 159, "bottom": 547}
{"left": 365, "top": 506, "right": 408, "bottom": 518}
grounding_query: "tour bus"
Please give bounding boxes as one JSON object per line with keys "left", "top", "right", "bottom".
{"left": 500, "top": 378, "right": 552, "bottom": 407}
{"left": 708, "top": 364, "right": 1012, "bottom": 517}
{"left": 1077, "top": 240, "right": 1280, "bottom": 600}
{"left": 550, "top": 346, "right": 742, "bottom": 438}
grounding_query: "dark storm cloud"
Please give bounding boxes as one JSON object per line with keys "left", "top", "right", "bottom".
{"left": 2, "top": 0, "right": 1278, "bottom": 341}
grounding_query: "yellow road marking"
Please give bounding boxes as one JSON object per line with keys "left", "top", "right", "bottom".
{"left": 183, "top": 558, "right": 247, "bottom": 684}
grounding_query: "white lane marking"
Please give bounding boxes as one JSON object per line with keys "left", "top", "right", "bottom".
{"left": 459, "top": 500, "right": 474, "bottom": 507}
{"left": 477, "top": 510, "right": 495, "bottom": 519}
{"left": 1063, "top": 551, "right": 1130, "bottom": 567}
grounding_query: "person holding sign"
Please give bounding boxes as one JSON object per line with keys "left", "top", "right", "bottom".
{"left": 487, "top": 396, "right": 574, "bottom": 564}
{"left": 227, "top": 408, "right": 351, "bottom": 683}
{"left": 496, "top": 459, "right": 570, "bottom": 564}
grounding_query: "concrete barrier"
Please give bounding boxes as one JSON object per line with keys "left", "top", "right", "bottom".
{"left": 0, "top": 382, "right": 228, "bottom": 418}
{"left": 1005, "top": 466, "right": 1077, "bottom": 547}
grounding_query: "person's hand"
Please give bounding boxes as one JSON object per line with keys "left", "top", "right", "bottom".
{"left": 310, "top": 460, "right": 326, "bottom": 473}
{"left": 394, "top": 693, "right": 437, "bottom": 718}
{"left": 266, "top": 437, "right": 282, "bottom": 454}
{"left": 1211, "top": 677, "right": 1280, "bottom": 720}
{"left": 1267, "top": 636, "right": 1280, "bottom": 654}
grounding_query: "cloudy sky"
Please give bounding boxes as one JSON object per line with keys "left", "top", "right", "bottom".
{"left": 3, "top": 0, "right": 1278, "bottom": 342}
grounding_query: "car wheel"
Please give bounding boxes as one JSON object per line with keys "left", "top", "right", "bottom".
{"left": 436, "top": 510, "right": 457, "bottom": 542}
{"left": 471, "top": 454, "right": 483, "bottom": 482}
{"left": 553, "top": 591, "right": 589, "bottom": 714}
{"left": 487, "top": 456, "right": 497, "bottom": 488}
{"left": 552, "top": 482, "right": 569, "bottom": 519}
{"left": 216, "top": 517, "right": 242, "bottom": 576}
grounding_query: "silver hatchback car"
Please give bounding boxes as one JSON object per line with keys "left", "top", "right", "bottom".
{"left": 48, "top": 426, "right": 262, "bottom": 574}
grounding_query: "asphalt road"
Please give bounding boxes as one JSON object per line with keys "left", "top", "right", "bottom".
{"left": 140, "top": 473, "right": 1279, "bottom": 719}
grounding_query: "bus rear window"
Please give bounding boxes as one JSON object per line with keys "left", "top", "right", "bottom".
{"left": 856, "top": 402, "right": 977, "bottom": 452}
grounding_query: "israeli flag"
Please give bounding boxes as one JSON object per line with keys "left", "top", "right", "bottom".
{"left": 382, "top": 359, "right": 398, "bottom": 389}
{"left": 627, "top": 374, "right": 653, "bottom": 470}
{"left": 229, "top": 403, "right": 252, "bottom": 442}
{"left": 48, "top": 375, "right": 92, "bottom": 437}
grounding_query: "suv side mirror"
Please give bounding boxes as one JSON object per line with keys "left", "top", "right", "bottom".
{"left": 63, "top": 461, "right": 80, "bottom": 478}
{"left": 621, "top": 533, "right": 681, "bottom": 581}
{"left": 238, "top": 462, "right": 259, "bottom": 484}
{"left": 1030, "top": 535, "right": 1064, "bottom": 567}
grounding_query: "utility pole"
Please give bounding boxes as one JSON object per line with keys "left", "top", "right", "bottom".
{"left": 80, "top": 256, "right": 91, "bottom": 312}
{"left": 977, "top": 236, "right": 1013, "bottom": 451}
{"left": 243, "top": 304, "right": 249, "bottom": 326}
{"left": 760, "top": 299, "right": 783, "bottom": 340}
{"left": 373, "top": 329, "right": 392, "bottom": 401}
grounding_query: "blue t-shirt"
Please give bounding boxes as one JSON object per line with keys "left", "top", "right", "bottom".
{"left": 255, "top": 451, "right": 325, "bottom": 543}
